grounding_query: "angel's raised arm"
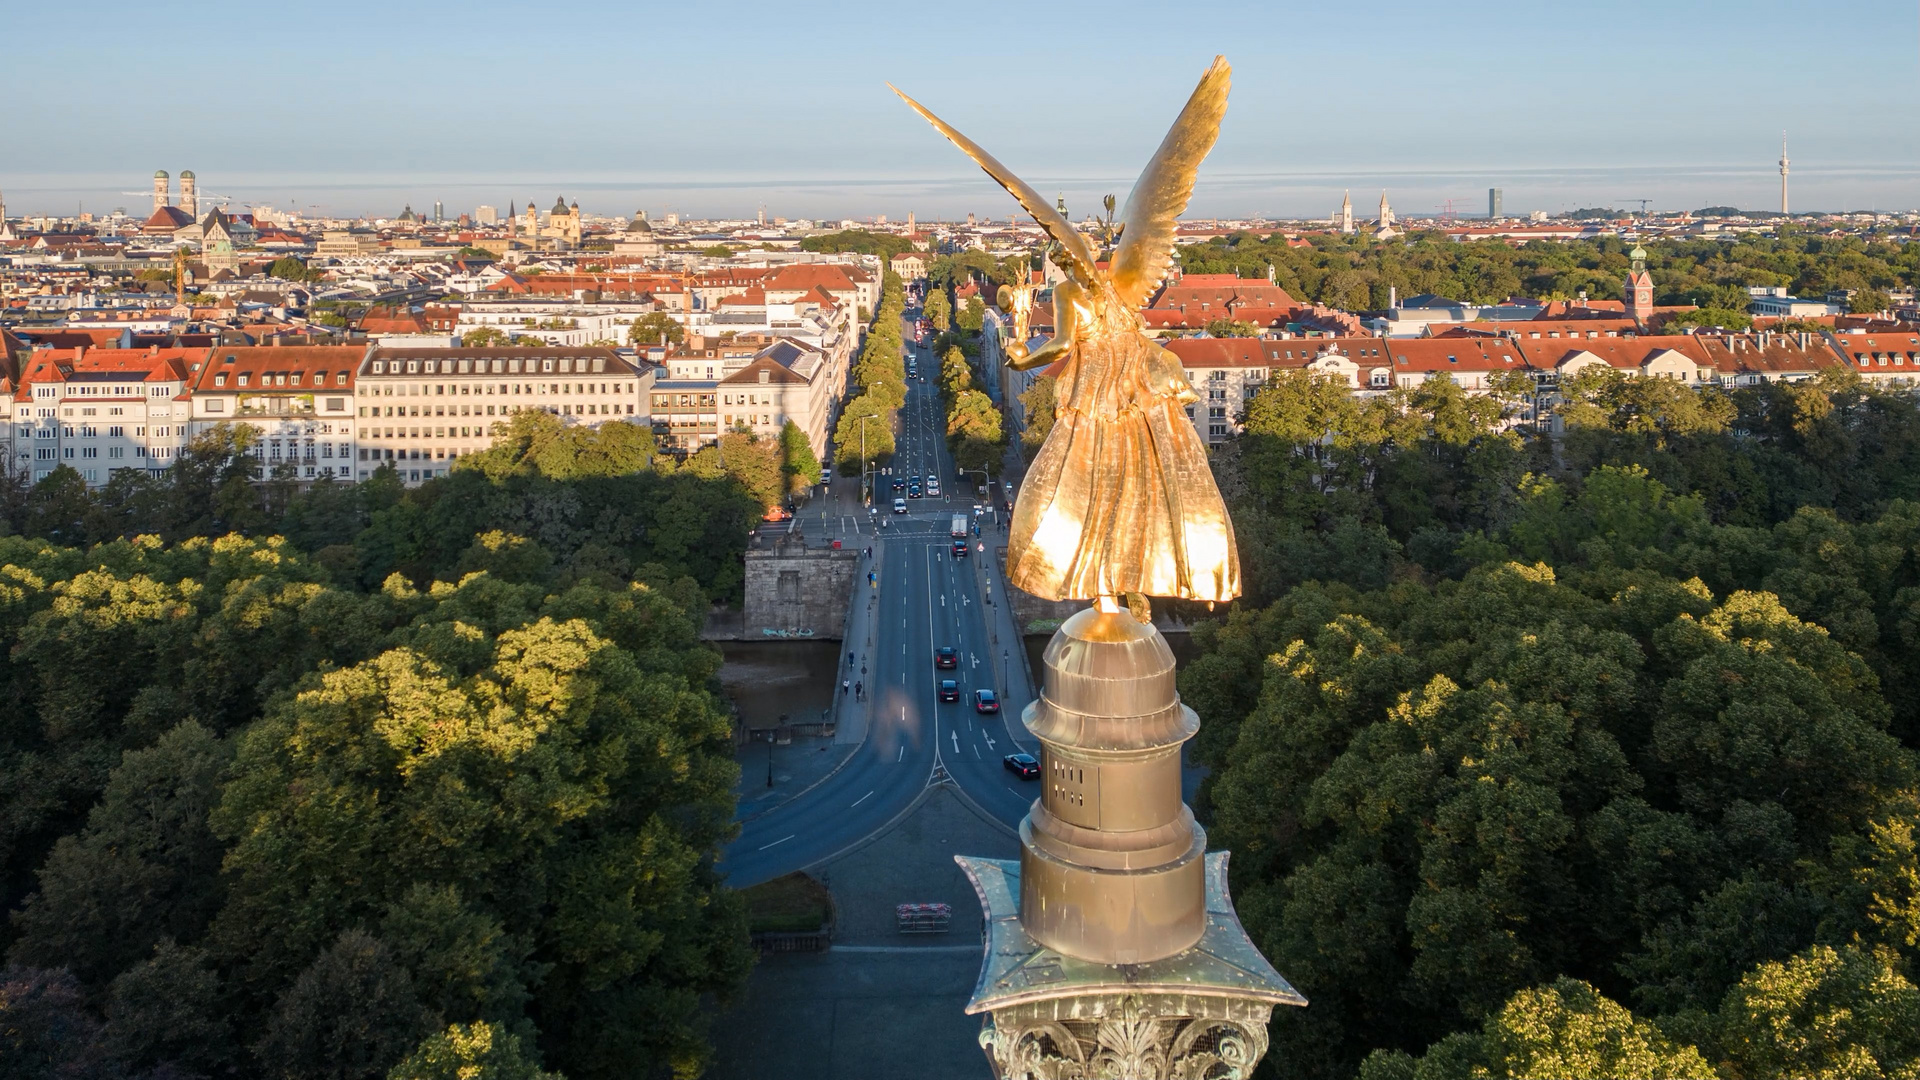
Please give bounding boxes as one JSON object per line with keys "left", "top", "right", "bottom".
{"left": 1003, "top": 281, "right": 1087, "bottom": 372}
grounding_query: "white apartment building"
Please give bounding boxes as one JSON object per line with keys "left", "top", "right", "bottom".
{"left": 185, "top": 345, "right": 368, "bottom": 481}
{"left": 453, "top": 302, "right": 653, "bottom": 346}
{"left": 649, "top": 334, "right": 844, "bottom": 457}
{"left": 9, "top": 347, "right": 195, "bottom": 485}
{"left": 355, "top": 346, "right": 653, "bottom": 485}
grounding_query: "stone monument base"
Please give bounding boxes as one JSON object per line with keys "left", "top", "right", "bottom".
{"left": 957, "top": 854, "right": 1304, "bottom": 1080}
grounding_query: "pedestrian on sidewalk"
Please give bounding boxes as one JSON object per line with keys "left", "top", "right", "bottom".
{"left": 842, "top": 678, "right": 851, "bottom": 697}
{"left": 855, "top": 680, "right": 863, "bottom": 700}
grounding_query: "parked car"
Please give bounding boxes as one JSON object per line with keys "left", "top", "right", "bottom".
{"left": 974, "top": 689, "right": 999, "bottom": 713}
{"left": 1003, "top": 753, "right": 1040, "bottom": 779}
{"left": 939, "top": 679, "right": 960, "bottom": 702}
{"left": 935, "top": 646, "right": 958, "bottom": 669}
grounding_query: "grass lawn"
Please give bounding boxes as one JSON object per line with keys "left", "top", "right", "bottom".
{"left": 741, "top": 871, "right": 832, "bottom": 933}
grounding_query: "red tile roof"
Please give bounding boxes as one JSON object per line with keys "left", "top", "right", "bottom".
{"left": 188, "top": 346, "right": 368, "bottom": 393}
{"left": 1511, "top": 335, "right": 1715, "bottom": 372}
{"left": 764, "top": 264, "right": 859, "bottom": 294}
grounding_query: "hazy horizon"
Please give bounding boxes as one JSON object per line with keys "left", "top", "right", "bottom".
{"left": 4, "top": 0, "right": 1917, "bottom": 221}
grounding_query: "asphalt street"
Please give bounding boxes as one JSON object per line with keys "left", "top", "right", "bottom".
{"left": 720, "top": 304, "right": 1038, "bottom": 888}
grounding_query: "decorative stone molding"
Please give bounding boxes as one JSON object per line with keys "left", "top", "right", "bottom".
{"left": 978, "top": 994, "right": 1272, "bottom": 1080}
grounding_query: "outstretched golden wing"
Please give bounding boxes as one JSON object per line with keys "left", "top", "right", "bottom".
{"left": 1109, "top": 56, "right": 1232, "bottom": 309}
{"left": 890, "top": 84, "right": 1099, "bottom": 285}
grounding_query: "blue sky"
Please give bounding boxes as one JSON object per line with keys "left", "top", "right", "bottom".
{"left": 3, "top": 0, "right": 1917, "bottom": 220}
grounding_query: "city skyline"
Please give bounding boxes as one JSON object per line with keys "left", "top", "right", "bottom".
{"left": 3, "top": 0, "right": 1917, "bottom": 219}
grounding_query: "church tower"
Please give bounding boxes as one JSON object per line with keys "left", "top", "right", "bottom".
{"left": 153, "top": 171, "right": 170, "bottom": 213}
{"left": 179, "top": 171, "right": 198, "bottom": 218}
{"left": 1337, "top": 189, "right": 1354, "bottom": 234}
{"left": 1377, "top": 190, "right": 1394, "bottom": 230}
{"left": 1625, "top": 244, "right": 1655, "bottom": 325}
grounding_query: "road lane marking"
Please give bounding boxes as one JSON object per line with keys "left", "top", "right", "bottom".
{"left": 951, "top": 730, "right": 960, "bottom": 753}
{"left": 972, "top": 744, "right": 980, "bottom": 759}
{"left": 851, "top": 790, "right": 873, "bottom": 808}
{"left": 897, "top": 745, "right": 905, "bottom": 761}
{"left": 757, "top": 835, "right": 794, "bottom": 851}
{"left": 1007, "top": 787, "right": 1026, "bottom": 800}
{"left": 984, "top": 733, "right": 996, "bottom": 749}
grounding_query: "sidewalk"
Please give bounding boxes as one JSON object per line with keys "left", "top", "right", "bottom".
{"left": 833, "top": 537, "right": 884, "bottom": 746}
{"left": 733, "top": 734, "right": 857, "bottom": 823}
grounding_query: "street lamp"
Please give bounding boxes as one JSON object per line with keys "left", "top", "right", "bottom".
{"left": 857, "top": 413, "right": 876, "bottom": 507}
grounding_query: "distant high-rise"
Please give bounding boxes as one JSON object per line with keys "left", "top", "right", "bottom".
{"left": 179, "top": 171, "right": 197, "bottom": 218}
{"left": 153, "top": 171, "right": 169, "bottom": 213}
{"left": 476, "top": 205, "right": 498, "bottom": 226}
{"left": 434, "top": 200, "right": 444, "bottom": 223}
{"left": 1488, "top": 187, "right": 1504, "bottom": 220}
{"left": 1779, "top": 133, "right": 1790, "bottom": 216}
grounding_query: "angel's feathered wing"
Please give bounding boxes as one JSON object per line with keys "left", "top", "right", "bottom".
{"left": 1109, "top": 56, "right": 1231, "bottom": 309}
{"left": 889, "top": 83, "right": 1099, "bottom": 286}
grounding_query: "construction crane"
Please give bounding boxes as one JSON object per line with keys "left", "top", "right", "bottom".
{"left": 1617, "top": 199, "right": 1653, "bottom": 215}
{"left": 119, "top": 189, "right": 238, "bottom": 205}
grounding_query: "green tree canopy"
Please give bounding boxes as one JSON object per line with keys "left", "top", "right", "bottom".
{"left": 833, "top": 395, "right": 896, "bottom": 470}
{"left": 778, "top": 420, "right": 822, "bottom": 494}
{"left": 797, "top": 229, "right": 913, "bottom": 261}
{"left": 626, "top": 311, "right": 683, "bottom": 347}
{"left": 924, "top": 286, "right": 951, "bottom": 332}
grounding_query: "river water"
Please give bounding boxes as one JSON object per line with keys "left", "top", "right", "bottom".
{"left": 717, "top": 641, "right": 841, "bottom": 732}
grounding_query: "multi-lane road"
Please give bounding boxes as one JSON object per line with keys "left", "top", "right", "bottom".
{"left": 721, "top": 309, "right": 1038, "bottom": 888}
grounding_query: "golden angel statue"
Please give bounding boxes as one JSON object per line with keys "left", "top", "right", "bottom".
{"left": 893, "top": 57, "right": 1240, "bottom": 614}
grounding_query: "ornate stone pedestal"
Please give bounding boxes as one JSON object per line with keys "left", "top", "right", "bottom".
{"left": 959, "top": 854, "right": 1302, "bottom": 1079}
{"left": 957, "top": 605, "right": 1304, "bottom": 1080}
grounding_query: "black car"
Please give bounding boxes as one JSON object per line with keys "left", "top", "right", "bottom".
{"left": 908, "top": 486, "right": 923, "bottom": 499}
{"left": 1003, "top": 753, "right": 1039, "bottom": 779}
{"left": 952, "top": 540, "right": 968, "bottom": 558}
{"left": 892, "top": 478, "right": 906, "bottom": 492}
{"left": 935, "top": 646, "right": 958, "bottom": 669}
{"left": 938, "top": 679, "right": 960, "bottom": 702}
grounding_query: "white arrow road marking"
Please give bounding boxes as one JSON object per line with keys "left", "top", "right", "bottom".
{"left": 951, "top": 730, "right": 960, "bottom": 753}
{"left": 984, "top": 733, "right": 996, "bottom": 750}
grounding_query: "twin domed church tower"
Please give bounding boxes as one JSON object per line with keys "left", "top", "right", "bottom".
{"left": 512, "top": 196, "right": 582, "bottom": 247}
{"left": 152, "top": 170, "right": 199, "bottom": 217}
